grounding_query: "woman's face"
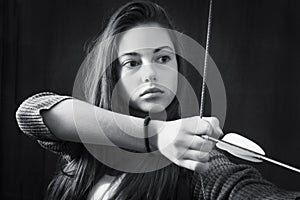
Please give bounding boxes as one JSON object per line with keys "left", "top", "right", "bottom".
{"left": 116, "top": 23, "right": 178, "bottom": 113}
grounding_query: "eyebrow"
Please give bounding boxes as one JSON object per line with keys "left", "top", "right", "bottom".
{"left": 154, "top": 46, "right": 174, "bottom": 53}
{"left": 119, "top": 46, "right": 174, "bottom": 57}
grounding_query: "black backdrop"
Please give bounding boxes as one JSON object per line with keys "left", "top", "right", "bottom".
{"left": 1, "top": 0, "right": 300, "bottom": 199}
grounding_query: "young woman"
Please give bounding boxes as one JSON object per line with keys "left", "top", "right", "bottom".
{"left": 16, "top": 1, "right": 300, "bottom": 200}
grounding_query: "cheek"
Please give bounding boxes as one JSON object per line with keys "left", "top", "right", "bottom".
{"left": 159, "top": 64, "right": 178, "bottom": 94}
{"left": 168, "top": 72, "right": 178, "bottom": 95}
{"left": 117, "top": 72, "right": 140, "bottom": 98}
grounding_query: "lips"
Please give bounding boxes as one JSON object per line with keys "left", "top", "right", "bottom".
{"left": 140, "top": 87, "right": 163, "bottom": 96}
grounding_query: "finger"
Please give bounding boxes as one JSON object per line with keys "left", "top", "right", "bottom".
{"left": 199, "top": 140, "right": 214, "bottom": 152}
{"left": 195, "top": 119, "right": 213, "bottom": 136}
{"left": 181, "top": 150, "right": 210, "bottom": 162}
{"left": 189, "top": 135, "right": 214, "bottom": 152}
{"left": 203, "top": 116, "right": 223, "bottom": 139}
{"left": 203, "top": 116, "right": 219, "bottom": 127}
{"left": 178, "top": 160, "right": 210, "bottom": 173}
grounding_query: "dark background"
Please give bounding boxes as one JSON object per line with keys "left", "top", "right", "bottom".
{"left": 1, "top": 0, "right": 300, "bottom": 199}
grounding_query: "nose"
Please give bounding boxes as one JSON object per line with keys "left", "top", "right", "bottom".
{"left": 144, "top": 74, "right": 157, "bottom": 82}
{"left": 141, "top": 64, "right": 157, "bottom": 82}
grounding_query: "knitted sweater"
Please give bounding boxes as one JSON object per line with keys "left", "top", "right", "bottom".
{"left": 15, "top": 92, "right": 300, "bottom": 200}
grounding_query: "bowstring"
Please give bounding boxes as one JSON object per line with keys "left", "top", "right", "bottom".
{"left": 197, "top": 0, "right": 213, "bottom": 199}
{"left": 199, "top": 0, "right": 213, "bottom": 119}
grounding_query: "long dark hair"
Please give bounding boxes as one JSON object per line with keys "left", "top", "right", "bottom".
{"left": 45, "top": 1, "right": 191, "bottom": 199}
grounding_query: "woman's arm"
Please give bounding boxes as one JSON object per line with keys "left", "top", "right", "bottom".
{"left": 42, "top": 96, "right": 224, "bottom": 172}
{"left": 16, "top": 92, "right": 222, "bottom": 172}
{"left": 41, "top": 97, "right": 159, "bottom": 152}
{"left": 192, "top": 150, "right": 300, "bottom": 199}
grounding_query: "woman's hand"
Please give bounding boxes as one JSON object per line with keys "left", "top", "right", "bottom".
{"left": 150, "top": 116, "right": 223, "bottom": 173}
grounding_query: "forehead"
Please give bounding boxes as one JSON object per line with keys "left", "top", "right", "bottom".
{"left": 117, "top": 25, "right": 175, "bottom": 56}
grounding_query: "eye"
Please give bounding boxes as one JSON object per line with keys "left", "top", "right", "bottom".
{"left": 156, "top": 55, "right": 171, "bottom": 64}
{"left": 122, "top": 60, "right": 140, "bottom": 68}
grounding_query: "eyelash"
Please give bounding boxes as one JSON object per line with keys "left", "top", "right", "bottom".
{"left": 122, "top": 60, "right": 141, "bottom": 68}
{"left": 121, "top": 55, "right": 172, "bottom": 68}
{"left": 156, "top": 55, "right": 171, "bottom": 64}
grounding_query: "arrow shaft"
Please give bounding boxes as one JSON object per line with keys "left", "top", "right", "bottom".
{"left": 257, "top": 155, "right": 300, "bottom": 174}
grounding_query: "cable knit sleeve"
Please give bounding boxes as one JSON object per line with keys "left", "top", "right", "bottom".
{"left": 15, "top": 92, "right": 81, "bottom": 161}
{"left": 192, "top": 150, "right": 300, "bottom": 200}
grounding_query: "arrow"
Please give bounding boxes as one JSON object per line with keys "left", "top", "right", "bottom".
{"left": 201, "top": 133, "right": 300, "bottom": 174}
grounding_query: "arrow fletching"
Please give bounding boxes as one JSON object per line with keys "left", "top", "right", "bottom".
{"left": 216, "top": 133, "right": 265, "bottom": 162}
{"left": 201, "top": 133, "right": 300, "bottom": 173}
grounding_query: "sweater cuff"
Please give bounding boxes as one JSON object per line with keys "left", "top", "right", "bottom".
{"left": 16, "top": 92, "right": 79, "bottom": 160}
